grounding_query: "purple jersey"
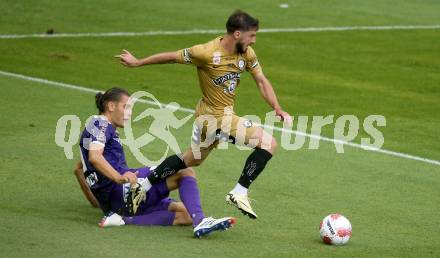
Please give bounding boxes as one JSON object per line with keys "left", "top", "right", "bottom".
{"left": 78, "top": 116, "right": 175, "bottom": 218}
{"left": 79, "top": 115, "right": 129, "bottom": 191}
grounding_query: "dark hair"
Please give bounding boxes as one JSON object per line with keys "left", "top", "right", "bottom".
{"left": 95, "top": 87, "right": 130, "bottom": 114}
{"left": 226, "top": 10, "right": 259, "bottom": 33}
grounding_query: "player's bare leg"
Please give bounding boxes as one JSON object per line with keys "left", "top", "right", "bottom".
{"left": 181, "top": 145, "right": 213, "bottom": 167}
{"left": 168, "top": 202, "right": 193, "bottom": 226}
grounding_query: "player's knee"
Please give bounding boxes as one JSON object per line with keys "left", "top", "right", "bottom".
{"left": 182, "top": 154, "right": 202, "bottom": 167}
{"left": 186, "top": 158, "right": 203, "bottom": 167}
{"left": 261, "top": 136, "right": 277, "bottom": 154}
{"left": 180, "top": 167, "right": 196, "bottom": 178}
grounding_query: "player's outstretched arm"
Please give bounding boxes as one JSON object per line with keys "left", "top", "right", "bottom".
{"left": 73, "top": 161, "right": 100, "bottom": 208}
{"left": 115, "top": 49, "right": 179, "bottom": 67}
{"left": 252, "top": 72, "right": 292, "bottom": 126}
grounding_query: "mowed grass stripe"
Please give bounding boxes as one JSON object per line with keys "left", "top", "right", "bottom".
{"left": 1, "top": 69, "right": 439, "bottom": 167}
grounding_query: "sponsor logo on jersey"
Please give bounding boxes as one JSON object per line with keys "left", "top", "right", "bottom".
{"left": 86, "top": 172, "right": 98, "bottom": 187}
{"left": 212, "top": 72, "right": 241, "bottom": 86}
{"left": 238, "top": 59, "right": 246, "bottom": 70}
{"left": 225, "top": 79, "right": 237, "bottom": 93}
{"left": 212, "top": 52, "right": 221, "bottom": 65}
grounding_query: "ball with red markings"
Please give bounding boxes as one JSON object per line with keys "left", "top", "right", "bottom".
{"left": 319, "top": 214, "right": 352, "bottom": 245}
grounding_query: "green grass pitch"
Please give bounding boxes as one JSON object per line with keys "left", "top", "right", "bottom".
{"left": 0, "top": 1, "right": 439, "bottom": 257}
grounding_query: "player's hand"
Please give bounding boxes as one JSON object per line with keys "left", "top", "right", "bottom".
{"left": 275, "top": 108, "right": 293, "bottom": 127}
{"left": 120, "top": 171, "right": 139, "bottom": 186}
{"left": 115, "top": 49, "right": 140, "bottom": 67}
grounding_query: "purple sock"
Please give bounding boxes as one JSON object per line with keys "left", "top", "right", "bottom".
{"left": 179, "top": 176, "right": 205, "bottom": 226}
{"left": 123, "top": 211, "right": 175, "bottom": 226}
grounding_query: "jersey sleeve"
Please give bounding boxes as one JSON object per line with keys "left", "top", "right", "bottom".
{"left": 245, "top": 46, "right": 263, "bottom": 75}
{"left": 175, "top": 43, "right": 206, "bottom": 66}
{"left": 84, "top": 117, "right": 112, "bottom": 148}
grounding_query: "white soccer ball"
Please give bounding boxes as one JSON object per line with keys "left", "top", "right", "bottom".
{"left": 319, "top": 214, "right": 352, "bottom": 245}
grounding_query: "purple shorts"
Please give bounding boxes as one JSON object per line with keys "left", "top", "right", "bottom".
{"left": 108, "top": 167, "right": 176, "bottom": 225}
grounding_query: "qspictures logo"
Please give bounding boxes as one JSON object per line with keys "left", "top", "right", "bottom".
{"left": 54, "top": 91, "right": 386, "bottom": 166}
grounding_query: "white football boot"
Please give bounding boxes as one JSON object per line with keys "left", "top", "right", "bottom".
{"left": 98, "top": 212, "right": 125, "bottom": 227}
{"left": 226, "top": 191, "right": 258, "bottom": 219}
{"left": 193, "top": 217, "right": 236, "bottom": 238}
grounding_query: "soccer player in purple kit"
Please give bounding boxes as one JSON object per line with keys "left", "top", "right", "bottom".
{"left": 77, "top": 87, "right": 235, "bottom": 237}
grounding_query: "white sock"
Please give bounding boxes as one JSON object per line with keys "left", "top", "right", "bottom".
{"left": 232, "top": 183, "right": 248, "bottom": 195}
{"left": 142, "top": 178, "right": 152, "bottom": 192}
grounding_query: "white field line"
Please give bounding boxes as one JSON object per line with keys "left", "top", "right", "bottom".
{"left": 1, "top": 25, "right": 440, "bottom": 39}
{"left": 0, "top": 69, "right": 439, "bottom": 166}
